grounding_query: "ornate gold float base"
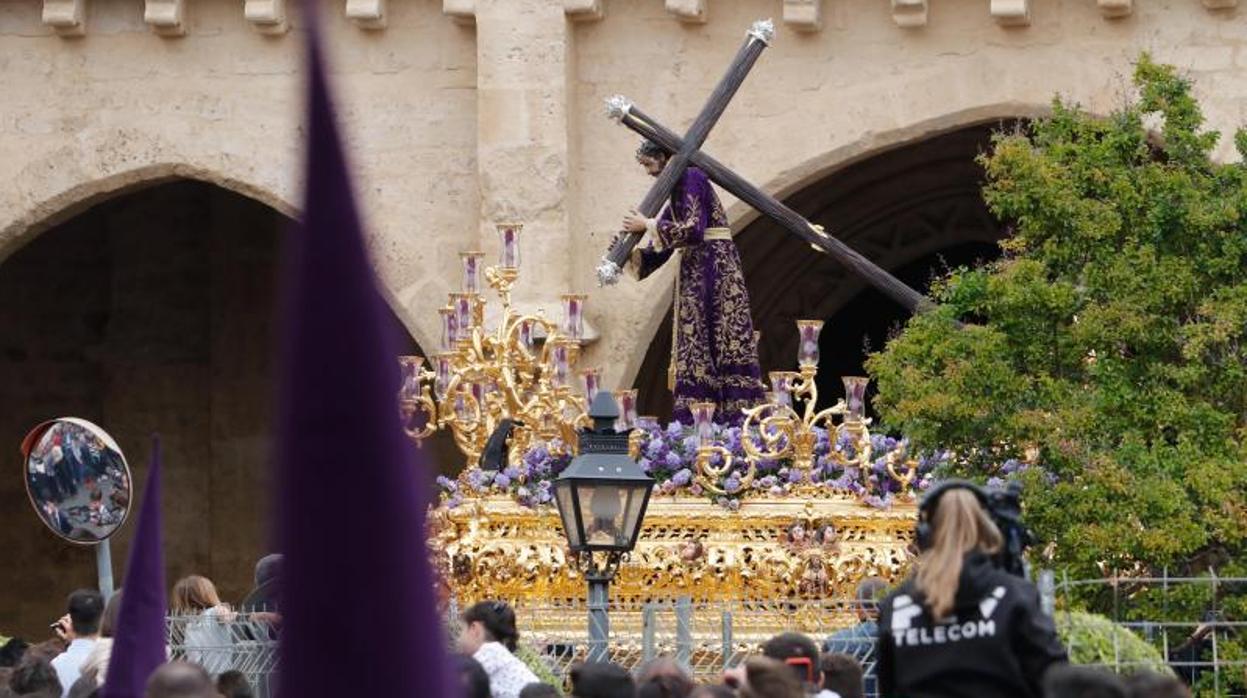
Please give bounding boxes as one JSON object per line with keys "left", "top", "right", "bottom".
{"left": 429, "top": 493, "right": 918, "bottom": 642}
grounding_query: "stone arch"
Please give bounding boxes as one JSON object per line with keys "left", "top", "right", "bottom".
{"left": 0, "top": 177, "right": 449, "bottom": 636}
{"left": 0, "top": 161, "right": 438, "bottom": 355}
{"left": 630, "top": 107, "right": 1039, "bottom": 418}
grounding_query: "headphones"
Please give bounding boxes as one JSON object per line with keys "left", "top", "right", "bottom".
{"left": 914, "top": 479, "right": 991, "bottom": 551}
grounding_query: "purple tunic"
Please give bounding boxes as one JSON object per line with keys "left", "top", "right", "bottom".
{"left": 630, "top": 167, "right": 764, "bottom": 424}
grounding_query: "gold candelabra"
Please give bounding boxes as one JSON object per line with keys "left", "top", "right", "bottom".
{"left": 692, "top": 320, "right": 919, "bottom": 495}
{"left": 398, "top": 224, "right": 605, "bottom": 467}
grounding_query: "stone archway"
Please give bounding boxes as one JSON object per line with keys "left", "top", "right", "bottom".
{"left": 632, "top": 121, "right": 1017, "bottom": 418}
{"left": 0, "top": 178, "right": 444, "bottom": 636}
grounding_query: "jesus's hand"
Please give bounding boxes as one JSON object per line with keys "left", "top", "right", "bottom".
{"left": 622, "top": 210, "right": 649, "bottom": 234}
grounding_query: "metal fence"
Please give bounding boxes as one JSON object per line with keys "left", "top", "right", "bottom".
{"left": 1046, "top": 570, "right": 1247, "bottom": 697}
{"left": 166, "top": 612, "right": 278, "bottom": 697}
{"left": 164, "top": 574, "right": 1247, "bottom": 697}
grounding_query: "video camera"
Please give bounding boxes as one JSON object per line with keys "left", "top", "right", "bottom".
{"left": 918, "top": 479, "right": 1034, "bottom": 579}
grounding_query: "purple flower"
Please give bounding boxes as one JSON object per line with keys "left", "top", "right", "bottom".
{"left": 664, "top": 451, "right": 683, "bottom": 469}
{"left": 725, "top": 474, "right": 742, "bottom": 494}
{"left": 494, "top": 473, "right": 512, "bottom": 488}
{"left": 646, "top": 439, "right": 668, "bottom": 459}
{"left": 671, "top": 468, "right": 693, "bottom": 487}
{"left": 447, "top": 493, "right": 464, "bottom": 509}
{"left": 466, "top": 469, "right": 491, "bottom": 491}
{"left": 681, "top": 436, "right": 701, "bottom": 454}
{"left": 787, "top": 468, "right": 804, "bottom": 483}
{"left": 986, "top": 476, "right": 1005, "bottom": 489}
{"left": 436, "top": 475, "right": 458, "bottom": 493}
{"left": 639, "top": 457, "right": 654, "bottom": 473}
{"left": 503, "top": 466, "right": 522, "bottom": 481}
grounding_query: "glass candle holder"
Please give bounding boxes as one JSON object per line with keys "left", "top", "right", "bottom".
{"left": 842, "top": 376, "right": 869, "bottom": 421}
{"left": 460, "top": 251, "right": 485, "bottom": 294}
{"left": 551, "top": 340, "right": 571, "bottom": 387}
{"left": 433, "top": 354, "right": 454, "bottom": 400}
{"left": 470, "top": 381, "right": 486, "bottom": 406}
{"left": 580, "top": 367, "right": 602, "bottom": 403}
{"left": 691, "top": 401, "right": 716, "bottom": 446}
{"left": 614, "top": 389, "right": 638, "bottom": 431}
{"left": 438, "top": 307, "right": 458, "bottom": 351}
{"left": 518, "top": 318, "right": 535, "bottom": 351}
{"left": 453, "top": 390, "right": 474, "bottom": 423}
{"left": 769, "top": 371, "right": 793, "bottom": 408}
{"left": 561, "top": 293, "right": 587, "bottom": 341}
{"left": 497, "top": 223, "right": 522, "bottom": 270}
{"left": 796, "top": 319, "right": 824, "bottom": 370}
{"left": 450, "top": 293, "right": 475, "bottom": 337}
{"left": 398, "top": 356, "right": 424, "bottom": 402}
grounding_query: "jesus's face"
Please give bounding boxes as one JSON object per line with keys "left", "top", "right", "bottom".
{"left": 638, "top": 154, "right": 666, "bottom": 177}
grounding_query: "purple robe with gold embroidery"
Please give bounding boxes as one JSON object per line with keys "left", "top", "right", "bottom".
{"left": 629, "top": 167, "right": 764, "bottom": 424}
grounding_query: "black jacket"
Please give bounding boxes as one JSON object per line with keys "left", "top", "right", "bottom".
{"left": 876, "top": 552, "right": 1068, "bottom": 698}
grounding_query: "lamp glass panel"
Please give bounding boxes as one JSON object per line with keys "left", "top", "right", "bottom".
{"left": 577, "top": 483, "right": 627, "bottom": 549}
{"left": 554, "top": 482, "right": 582, "bottom": 549}
{"left": 621, "top": 483, "right": 650, "bottom": 545}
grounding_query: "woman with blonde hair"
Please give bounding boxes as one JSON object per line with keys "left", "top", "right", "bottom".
{"left": 876, "top": 481, "right": 1067, "bottom": 698}
{"left": 170, "top": 575, "right": 236, "bottom": 675}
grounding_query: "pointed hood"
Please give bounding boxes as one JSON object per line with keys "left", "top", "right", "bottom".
{"left": 101, "top": 437, "right": 167, "bottom": 698}
{"left": 273, "top": 20, "right": 452, "bottom": 698}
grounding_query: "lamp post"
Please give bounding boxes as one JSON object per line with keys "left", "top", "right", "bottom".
{"left": 553, "top": 391, "right": 655, "bottom": 664}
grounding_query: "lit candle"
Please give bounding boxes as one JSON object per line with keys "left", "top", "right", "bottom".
{"left": 460, "top": 251, "right": 485, "bottom": 294}
{"left": 581, "top": 367, "right": 601, "bottom": 402}
{"left": 842, "top": 376, "right": 869, "bottom": 421}
{"left": 561, "top": 293, "right": 587, "bottom": 341}
{"left": 691, "top": 401, "right": 716, "bottom": 446}
{"left": 551, "top": 340, "right": 571, "bottom": 387}
{"left": 614, "top": 389, "right": 638, "bottom": 431}
{"left": 497, "top": 223, "right": 522, "bottom": 270}
{"left": 438, "top": 307, "right": 458, "bottom": 351}
{"left": 433, "top": 354, "right": 454, "bottom": 400}
{"left": 769, "top": 371, "right": 792, "bottom": 408}
{"left": 796, "top": 320, "right": 824, "bottom": 370}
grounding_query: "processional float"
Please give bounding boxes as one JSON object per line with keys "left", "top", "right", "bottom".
{"left": 405, "top": 19, "right": 943, "bottom": 654}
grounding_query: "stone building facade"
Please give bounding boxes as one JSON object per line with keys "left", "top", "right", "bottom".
{"left": 1, "top": 0, "right": 1244, "bottom": 634}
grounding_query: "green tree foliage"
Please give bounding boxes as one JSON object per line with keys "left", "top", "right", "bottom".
{"left": 866, "top": 56, "right": 1247, "bottom": 576}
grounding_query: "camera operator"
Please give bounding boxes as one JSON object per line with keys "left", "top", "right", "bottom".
{"left": 876, "top": 481, "right": 1067, "bottom": 698}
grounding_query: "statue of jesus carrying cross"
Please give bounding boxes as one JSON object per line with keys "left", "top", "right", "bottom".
{"left": 620, "top": 140, "right": 764, "bottom": 426}
{"left": 603, "top": 19, "right": 930, "bottom": 426}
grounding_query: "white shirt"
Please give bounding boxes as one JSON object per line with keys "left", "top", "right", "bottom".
{"left": 51, "top": 637, "right": 97, "bottom": 697}
{"left": 472, "top": 641, "right": 540, "bottom": 698}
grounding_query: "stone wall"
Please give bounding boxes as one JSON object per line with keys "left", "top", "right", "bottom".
{"left": 2, "top": 0, "right": 1247, "bottom": 630}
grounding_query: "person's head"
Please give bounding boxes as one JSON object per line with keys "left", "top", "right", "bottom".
{"left": 820, "top": 653, "right": 864, "bottom": 698}
{"left": 9, "top": 657, "right": 62, "bottom": 696}
{"left": 914, "top": 486, "right": 1003, "bottom": 619}
{"left": 100, "top": 590, "right": 123, "bottom": 638}
{"left": 688, "top": 687, "right": 735, "bottom": 698}
{"left": 518, "top": 684, "right": 562, "bottom": 698}
{"left": 0, "top": 639, "right": 28, "bottom": 668}
{"left": 636, "top": 657, "right": 692, "bottom": 686}
{"left": 570, "top": 662, "right": 635, "bottom": 698}
{"left": 459, "top": 600, "right": 520, "bottom": 654}
{"left": 143, "top": 662, "right": 217, "bottom": 698}
{"left": 637, "top": 672, "right": 695, "bottom": 698}
{"left": 67, "top": 589, "right": 106, "bottom": 638}
{"left": 854, "top": 577, "right": 887, "bottom": 622}
{"left": 736, "top": 657, "right": 804, "bottom": 698}
{"left": 455, "top": 655, "right": 491, "bottom": 698}
{"left": 215, "top": 670, "right": 254, "bottom": 698}
{"left": 1123, "top": 671, "right": 1191, "bottom": 698}
{"left": 253, "top": 554, "right": 282, "bottom": 589}
{"left": 170, "top": 576, "right": 222, "bottom": 615}
{"left": 761, "top": 632, "right": 821, "bottom": 690}
{"left": 1042, "top": 665, "right": 1127, "bottom": 698}
{"left": 636, "top": 140, "right": 670, "bottom": 177}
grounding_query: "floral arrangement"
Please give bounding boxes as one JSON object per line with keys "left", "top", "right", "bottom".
{"left": 437, "top": 420, "right": 958, "bottom": 510}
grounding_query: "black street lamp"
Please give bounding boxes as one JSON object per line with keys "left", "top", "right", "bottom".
{"left": 553, "top": 391, "right": 655, "bottom": 663}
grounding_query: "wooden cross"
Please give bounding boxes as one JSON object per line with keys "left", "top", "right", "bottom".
{"left": 597, "top": 22, "right": 929, "bottom": 313}
{"left": 596, "top": 18, "right": 775, "bottom": 286}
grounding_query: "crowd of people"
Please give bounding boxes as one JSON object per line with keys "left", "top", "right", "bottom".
{"left": 0, "top": 559, "right": 279, "bottom": 698}
{"left": 0, "top": 483, "right": 1210, "bottom": 697}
